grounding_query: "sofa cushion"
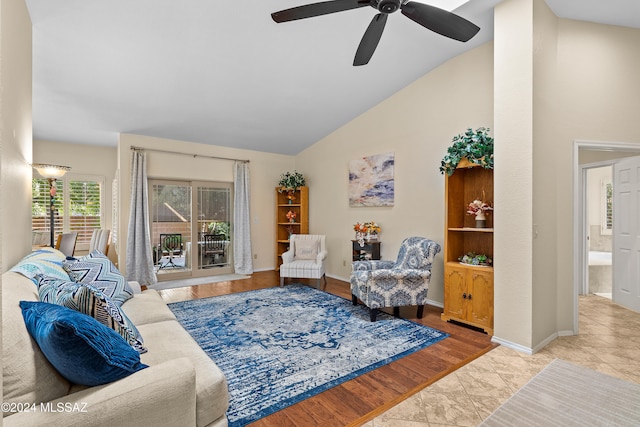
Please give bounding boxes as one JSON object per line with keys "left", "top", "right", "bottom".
{"left": 138, "top": 320, "right": 229, "bottom": 426}
{"left": 2, "top": 272, "right": 70, "bottom": 407}
{"left": 20, "top": 301, "right": 148, "bottom": 387}
{"left": 121, "top": 289, "right": 177, "bottom": 326}
{"left": 36, "top": 275, "right": 146, "bottom": 353}
{"left": 63, "top": 250, "right": 133, "bottom": 306}
{"left": 10, "top": 247, "right": 69, "bottom": 283}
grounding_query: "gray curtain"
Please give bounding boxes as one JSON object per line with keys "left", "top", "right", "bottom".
{"left": 233, "top": 161, "right": 253, "bottom": 274}
{"left": 126, "top": 150, "right": 157, "bottom": 285}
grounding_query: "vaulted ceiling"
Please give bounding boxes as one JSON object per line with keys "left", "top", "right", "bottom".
{"left": 25, "top": 0, "right": 640, "bottom": 155}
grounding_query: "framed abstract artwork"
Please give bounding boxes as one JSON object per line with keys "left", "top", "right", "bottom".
{"left": 348, "top": 152, "right": 394, "bottom": 207}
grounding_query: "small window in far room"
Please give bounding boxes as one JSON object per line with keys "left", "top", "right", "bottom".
{"left": 601, "top": 179, "right": 612, "bottom": 235}
{"left": 32, "top": 174, "right": 104, "bottom": 249}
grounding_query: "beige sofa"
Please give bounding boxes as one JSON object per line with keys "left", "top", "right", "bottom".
{"left": 2, "top": 250, "right": 229, "bottom": 427}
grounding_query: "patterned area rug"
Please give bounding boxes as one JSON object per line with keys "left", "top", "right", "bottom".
{"left": 168, "top": 284, "right": 449, "bottom": 426}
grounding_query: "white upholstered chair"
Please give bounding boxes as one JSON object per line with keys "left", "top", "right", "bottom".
{"left": 89, "top": 229, "right": 111, "bottom": 255}
{"left": 279, "top": 234, "right": 328, "bottom": 289}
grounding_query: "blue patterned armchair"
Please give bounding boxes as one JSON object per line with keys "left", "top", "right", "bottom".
{"left": 350, "top": 236, "right": 441, "bottom": 321}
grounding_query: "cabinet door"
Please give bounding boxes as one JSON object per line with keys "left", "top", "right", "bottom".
{"left": 444, "top": 266, "right": 467, "bottom": 319}
{"left": 467, "top": 269, "right": 494, "bottom": 328}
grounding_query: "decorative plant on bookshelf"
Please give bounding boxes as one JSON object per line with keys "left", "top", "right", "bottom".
{"left": 439, "top": 127, "right": 494, "bottom": 176}
{"left": 277, "top": 171, "right": 306, "bottom": 192}
{"left": 458, "top": 252, "right": 493, "bottom": 267}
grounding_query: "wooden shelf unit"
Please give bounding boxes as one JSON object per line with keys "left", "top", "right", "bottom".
{"left": 441, "top": 162, "right": 494, "bottom": 334}
{"left": 275, "top": 186, "right": 309, "bottom": 270}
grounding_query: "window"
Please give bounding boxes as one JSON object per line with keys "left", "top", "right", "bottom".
{"left": 32, "top": 174, "right": 105, "bottom": 249}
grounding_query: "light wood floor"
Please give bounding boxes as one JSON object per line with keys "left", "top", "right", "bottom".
{"left": 154, "top": 271, "right": 497, "bottom": 426}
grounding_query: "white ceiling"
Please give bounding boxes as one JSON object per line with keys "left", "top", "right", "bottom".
{"left": 25, "top": 0, "right": 640, "bottom": 155}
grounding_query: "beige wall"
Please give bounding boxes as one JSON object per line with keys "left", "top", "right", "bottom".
{"left": 553, "top": 19, "right": 640, "bottom": 336}
{"left": 1, "top": 0, "right": 32, "bottom": 272}
{"left": 493, "top": 0, "right": 535, "bottom": 349}
{"left": 296, "top": 42, "right": 495, "bottom": 304}
{"left": 1, "top": 0, "right": 32, "bottom": 402}
{"left": 116, "top": 134, "right": 295, "bottom": 277}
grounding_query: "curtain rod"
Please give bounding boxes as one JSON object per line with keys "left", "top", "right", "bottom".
{"left": 130, "top": 146, "right": 249, "bottom": 163}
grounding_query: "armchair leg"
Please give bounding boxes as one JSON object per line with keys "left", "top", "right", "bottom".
{"left": 369, "top": 308, "right": 378, "bottom": 322}
{"left": 417, "top": 305, "right": 424, "bottom": 319}
{"left": 393, "top": 307, "right": 400, "bottom": 318}
{"left": 280, "top": 277, "right": 284, "bottom": 287}
{"left": 351, "top": 294, "right": 358, "bottom": 306}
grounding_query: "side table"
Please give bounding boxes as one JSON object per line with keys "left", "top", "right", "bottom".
{"left": 352, "top": 240, "right": 381, "bottom": 261}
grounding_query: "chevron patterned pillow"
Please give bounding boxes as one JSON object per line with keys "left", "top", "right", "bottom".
{"left": 63, "top": 250, "right": 133, "bottom": 306}
{"left": 36, "top": 275, "right": 146, "bottom": 353}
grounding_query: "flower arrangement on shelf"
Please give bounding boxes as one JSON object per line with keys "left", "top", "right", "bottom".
{"left": 286, "top": 210, "right": 296, "bottom": 223}
{"left": 466, "top": 199, "right": 493, "bottom": 227}
{"left": 353, "top": 221, "right": 381, "bottom": 234}
{"left": 354, "top": 221, "right": 381, "bottom": 246}
{"left": 277, "top": 171, "right": 306, "bottom": 193}
{"left": 458, "top": 252, "right": 493, "bottom": 267}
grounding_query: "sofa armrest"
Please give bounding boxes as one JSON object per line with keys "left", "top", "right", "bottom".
{"left": 128, "top": 280, "right": 142, "bottom": 294}
{"left": 3, "top": 358, "right": 197, "bottom": 427}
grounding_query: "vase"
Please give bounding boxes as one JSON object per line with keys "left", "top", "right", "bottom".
{"left": 475, "top": 212, "right": 486, "bottom": 228}
{"left": 366, "top": 232, "right": 378, "bottom": 242}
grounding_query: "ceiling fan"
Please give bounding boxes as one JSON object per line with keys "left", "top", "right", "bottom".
{"left": 271, "top": 0, "right": 481, "bottom": 66}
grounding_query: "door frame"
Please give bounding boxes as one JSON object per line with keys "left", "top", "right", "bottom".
{"left": 573, "top": 140, "right": 640, "bottom": 334}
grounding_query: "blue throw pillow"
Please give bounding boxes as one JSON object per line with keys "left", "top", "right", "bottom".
{"left": 63, "top": 250, "right": 133, "bottom": 306}
{"left": 36, "top": 275, "right": 146, "bottom": 353}
{"left": 20, "top": 301, "right": 148, "bottom": 386}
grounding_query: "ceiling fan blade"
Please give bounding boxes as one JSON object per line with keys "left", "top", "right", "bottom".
{"left": 353, "top": 13, "right": 387, "bottom": 66}
{"left": 400, "top": 2, "right": 480, "bottom": 42}
{"left": 272, "top": 0, "right": 370, "bottom": 23}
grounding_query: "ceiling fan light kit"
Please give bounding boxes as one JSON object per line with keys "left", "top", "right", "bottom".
{"left": 271, "top": 0, "right": 481, "bottom": 66}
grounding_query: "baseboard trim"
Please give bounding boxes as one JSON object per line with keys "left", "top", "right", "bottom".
{"left": 491, "top": 336, "right": 534, "bottom": 355}
{"left": 327, "top": 273, "right": 349, "bottom": 282}
{"left": 492, "top": 328, "right": 572, "bottom": 355}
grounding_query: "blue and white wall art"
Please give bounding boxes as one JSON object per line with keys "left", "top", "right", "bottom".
{"left": 348, "top": 152, "right": 394, "bottom": 207}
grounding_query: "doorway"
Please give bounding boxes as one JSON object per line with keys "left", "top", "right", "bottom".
{"left": 583, "top": 164, "right": 613, "bottom": 298}
{"left": 150, "top": 179, "right": 233, "bottom": 280}
{"left": 574, "top": 141, "right": 640, "bottom": 333}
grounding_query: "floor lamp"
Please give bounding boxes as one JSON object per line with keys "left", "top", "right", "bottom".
{"left": 32, "top": 164, "right": 71, "bottom": 247}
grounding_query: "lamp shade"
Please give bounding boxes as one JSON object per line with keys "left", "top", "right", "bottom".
{"left": 33, "top": 164, "right": 71, "bottom": 179}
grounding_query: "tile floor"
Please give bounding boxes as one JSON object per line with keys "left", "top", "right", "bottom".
{"left": 366, "top": 295, "right": 640, "bottom": 426}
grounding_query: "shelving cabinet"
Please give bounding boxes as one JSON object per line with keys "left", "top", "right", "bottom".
{"left": 275, "top": 186, "right": 309, "bottom": 270}
{"left": 441, "top": 160, "right": 494, "bottom": 334}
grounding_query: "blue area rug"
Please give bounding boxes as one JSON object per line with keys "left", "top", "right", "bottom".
{"left": 168, "top": 284, "right": 448, "bottom": 427}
